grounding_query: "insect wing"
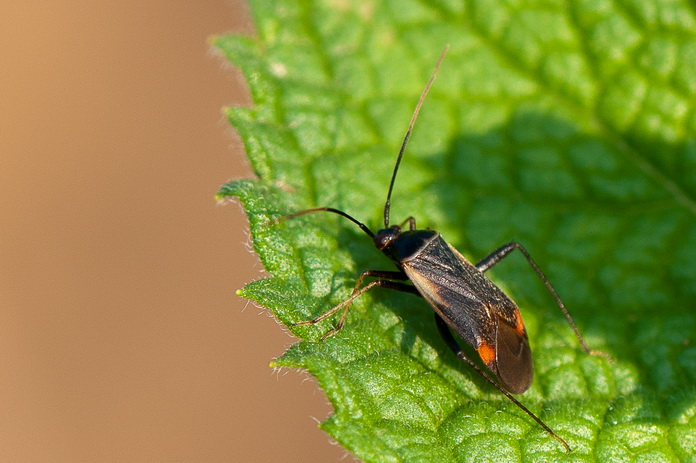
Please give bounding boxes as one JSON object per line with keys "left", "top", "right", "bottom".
{"left": 493, "top": 312, "right": 532, "bottom": 393}
{"left": 401, "top": 235, "right": 533, "bottom": 394}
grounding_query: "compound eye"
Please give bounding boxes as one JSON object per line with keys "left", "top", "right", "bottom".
{"left": 373, "top": 227, "right": 400, "bottom": 250}
{"left": 374, "top": 234, "right": 391, "bottom": 249}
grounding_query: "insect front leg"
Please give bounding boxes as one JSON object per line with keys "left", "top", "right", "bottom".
{"left": 476, "top": 242, "right": 611, "bottom": 360}
{"left": 433, "top": 314, "right": 571, "bottom": 452}
{"left": 292, "top": 270, "right": 418, "bottom": 341}
{"left": 398, "top": 216, "right": 417, "bottom": 230}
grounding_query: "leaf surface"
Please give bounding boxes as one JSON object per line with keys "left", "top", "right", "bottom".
{"left": 216, "top": 1, "right": 696, "bottom": 461}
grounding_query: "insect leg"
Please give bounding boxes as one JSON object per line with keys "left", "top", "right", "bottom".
{"left": 476, "top": 242, "right": 611, "bottom": 359}
{"left": 398, "top": 216, "right": 417, "bottom": 230}
{"left": 292, "top": 270, "right": 418, "bottom": 341}
{"left": 434, "top": 313, "right": 571, "bottom": 452}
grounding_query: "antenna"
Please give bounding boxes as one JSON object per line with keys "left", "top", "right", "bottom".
{"left": 383, "top": 45, "right": 448, "bottom": 228}
{"left": 278, "top": 207, "right": 375, "bottom": 238}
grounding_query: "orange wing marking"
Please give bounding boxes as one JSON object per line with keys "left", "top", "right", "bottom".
{"left": 477, "top": 342, "right": 496, "bottom": 368}
{"left": 513, "top": 309, "right": 527, "bottom": 337}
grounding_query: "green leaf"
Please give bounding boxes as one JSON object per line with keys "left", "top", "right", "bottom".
{"left": 216, "top": 1, "right": 696, "bottom": 461}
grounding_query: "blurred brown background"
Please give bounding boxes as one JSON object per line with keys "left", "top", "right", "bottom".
{"left": 0, "top": 1, "right": 350, "bottom": 461}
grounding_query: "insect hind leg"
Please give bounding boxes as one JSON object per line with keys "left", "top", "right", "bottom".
{"left": 433, "top": 314, "right": 571, "bottom": 452}
{"left": 476, "top": 242, "right": 611, "bottom": 360}
{"left": 292, "top": 270, "right": 418, "bottom": 341}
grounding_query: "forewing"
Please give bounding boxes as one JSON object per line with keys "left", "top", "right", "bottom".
{"left": 402, "top": 235, "right": 533, "bottom": 393}
{"left": 494, "top": 313, "right": 533, "bottom": 394}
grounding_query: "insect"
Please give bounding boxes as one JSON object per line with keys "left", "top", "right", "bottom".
{"left": 280, "top": 47, "right": 609, "bottom": 452}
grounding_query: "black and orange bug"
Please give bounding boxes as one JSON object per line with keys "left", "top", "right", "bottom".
{"left": 280, "top": 46, "right": 609, "bottom": 452}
